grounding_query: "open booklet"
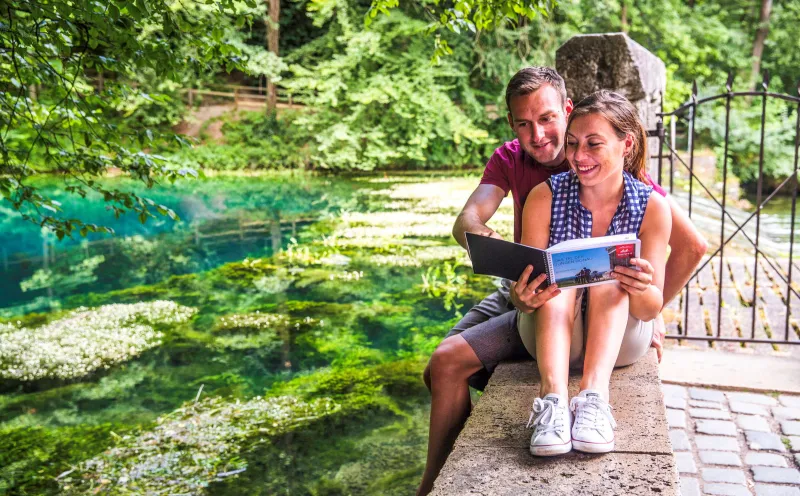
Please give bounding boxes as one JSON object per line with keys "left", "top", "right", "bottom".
{"left": 465, "top": 232, "right": 640, "bottom": 290}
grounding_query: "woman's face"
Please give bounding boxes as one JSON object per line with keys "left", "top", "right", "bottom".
{"left": 565, "top": 113, "right": 632, "bottom": 188}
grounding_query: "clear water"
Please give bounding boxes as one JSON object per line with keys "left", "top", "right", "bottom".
{"left": 0, "top": 172, "right": 499, "bottom": 495}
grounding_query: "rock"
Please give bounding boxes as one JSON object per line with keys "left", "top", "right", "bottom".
{"left": 689, "top": 388, "right": 727, "bottom": 403}
{"left": 726, "top": 392, "right": 778, "bottom": 406}
{"left": 698, "top": 451, "right": 742, "bottom": 466}
{"left": 751, "top": 466, "right": 800, "bottom": 484}
{"left": 745, "top": 453, "right": 789, "bottom": 467}
{"left": 701, "top": 468, "right": 747, "bottom": 484}
{"left": 736, "top": 415, "right": 772, "bottom": 433}
{"left": 746, "top": 431, "right": 787, "bottom": 452}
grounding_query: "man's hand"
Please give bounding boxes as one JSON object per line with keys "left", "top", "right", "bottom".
{"left": 651, "top": 313, "right": 666, "bottom": 363}
{"left": 474, "top": 226, "right": 503, "bottom": 240}
{"left": 452, "top": 184, "right": 506, "bottom": 249}
{"left": 612, "top": 258, "right": 654, "bottom": 295}
{"left": 509, "top": 265, "right": 561, "bottom": 314}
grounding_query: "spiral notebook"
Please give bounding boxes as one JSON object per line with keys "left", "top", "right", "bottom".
{"left": 465, "top": 232, "right": 640, "bottom": 290}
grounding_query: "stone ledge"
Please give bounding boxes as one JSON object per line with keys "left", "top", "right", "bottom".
{"left": 431, "top": 447, "right": 678, "bottom": 495}
{"left": 432, "top": 350, "right": 679, "bottom": 495}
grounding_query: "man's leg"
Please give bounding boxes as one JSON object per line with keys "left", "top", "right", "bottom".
{"left": 418, "top": 334, "right": 483, "bottom": 496}
{"left": 419, "top": 292, "right": 522, "bottom": 496}
{"left": 423, "top": 289, "right": 511, "bottom": 392}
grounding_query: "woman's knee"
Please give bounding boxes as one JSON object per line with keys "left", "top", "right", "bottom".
{"left": 614, "top": 318, "right": 654, "bottom": 367}
{"left": 429, "top": 335, "right": 482, "bottom": 382}
{"left": 589, "top": 282, "right": 628, "bottom": 304}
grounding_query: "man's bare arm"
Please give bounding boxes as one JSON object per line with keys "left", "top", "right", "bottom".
{"left": 663, "top": 195, "right": 709, "bottom": 307}
{"left": 452, "top": 184, "right": 507, "bottom": 249}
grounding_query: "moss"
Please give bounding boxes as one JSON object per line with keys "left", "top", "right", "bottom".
{"left": 0, "top": 311, "right": 53, "bottom": 329}
{"left": 207, "top": 403, "right": 429, "bottom": 496}
{"left": 60, "top": 396, "right": 340, "bottom": 495}
{"left": 209, "top": 259, "right": 280, "bottom": 288}
{"left": 1, "top": 173, "right": 510, "bottom": 493}
{"left": 0, "top": 423, "right": 129, "bottom": 495}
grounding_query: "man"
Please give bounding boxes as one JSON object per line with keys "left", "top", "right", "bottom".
{"left": 417, "top": 67, "right": 707, "bottom": 495}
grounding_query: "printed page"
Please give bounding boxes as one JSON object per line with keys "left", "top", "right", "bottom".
{"left": 549, "top": 242, "right": 638, "bottom": 289}
{"left": 546, "top": 233, "right": 637, "bottom": 253}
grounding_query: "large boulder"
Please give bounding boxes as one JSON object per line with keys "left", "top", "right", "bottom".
{"left": 556, "top": 33, "right": 667, "bottom": 177}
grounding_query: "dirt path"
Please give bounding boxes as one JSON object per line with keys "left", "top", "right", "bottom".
{"left": 174, "top": 101, "right": 301, "bottom": 140}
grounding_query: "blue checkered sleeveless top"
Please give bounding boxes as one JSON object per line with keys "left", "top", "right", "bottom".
{"left": 547, "top": 170, "right": 653, "bottom": 248}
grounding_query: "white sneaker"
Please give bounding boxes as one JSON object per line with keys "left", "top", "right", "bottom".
{"left": 570, "top": 389, "right": 617, "bottom": 453}
{"left": 527, "top": 393, "right": 572, "bottom": 456}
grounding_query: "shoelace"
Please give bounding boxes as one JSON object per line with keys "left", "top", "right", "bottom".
{"left": 570, "top": 395, "right": 617, "bottom": 431}
{"left": 526, "top": 397, "right": 565, "bottom": 435}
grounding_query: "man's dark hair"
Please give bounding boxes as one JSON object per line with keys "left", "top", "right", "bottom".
{"left": 505, "top": 67, "right": 568, "bottom": 116}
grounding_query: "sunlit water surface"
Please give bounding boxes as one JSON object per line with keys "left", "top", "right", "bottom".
{"left": 0, "top": 172, "right": 507, "bottom": 495}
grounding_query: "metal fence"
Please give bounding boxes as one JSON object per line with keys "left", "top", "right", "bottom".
{"left": 653, "top": 72, "right": 800, "bottom": 346}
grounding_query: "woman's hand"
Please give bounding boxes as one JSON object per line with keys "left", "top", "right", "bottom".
{"left": 612, "top": 258, "right": 654, "bottom": 295}
{"left": 509, "top": 265, "right": 561, "bottom": 314}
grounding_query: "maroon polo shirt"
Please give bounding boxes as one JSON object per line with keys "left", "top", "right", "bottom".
{"left": 480, "top": 139, "right": 666, "bottom": 243}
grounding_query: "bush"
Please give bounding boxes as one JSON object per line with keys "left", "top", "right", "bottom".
{"left": 173, "top": 111, "right": 312, "bottom": 170}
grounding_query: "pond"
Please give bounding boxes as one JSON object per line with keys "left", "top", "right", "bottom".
{"left": 0, "top": 172, "right": 509, "bottom": 495}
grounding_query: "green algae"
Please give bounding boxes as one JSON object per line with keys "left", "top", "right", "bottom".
{"left": 0, "top": 173, "right": 512, "bottom": 494}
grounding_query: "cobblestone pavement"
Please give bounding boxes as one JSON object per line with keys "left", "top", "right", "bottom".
{"left": 662, "top": 384, "right": 800, "bottom": 496}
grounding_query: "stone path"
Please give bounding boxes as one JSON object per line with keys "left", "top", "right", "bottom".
{"left": 664, "top": 257, "right": 800, "bottom": 358}
{"left": 662, "top": 384, "right": 800, "bottom": 496}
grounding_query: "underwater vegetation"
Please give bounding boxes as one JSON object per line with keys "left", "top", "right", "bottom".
{"left": 0, "top": 301, "right": 195, "bottom": 382}
{"left": 0, "top": 173, "right": 510, "bottom": 495}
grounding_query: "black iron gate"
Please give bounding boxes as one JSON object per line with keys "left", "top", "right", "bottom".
{"left": 654, "top": 73, "right": 800, "bottom": 347}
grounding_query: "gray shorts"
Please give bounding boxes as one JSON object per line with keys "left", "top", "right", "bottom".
{"left": 444, "top": 283, "right": 529, "bottom": 391}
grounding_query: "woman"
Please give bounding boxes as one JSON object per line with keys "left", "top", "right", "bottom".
{"left": 516, "top": 90, "right": 672, "bottom": 456}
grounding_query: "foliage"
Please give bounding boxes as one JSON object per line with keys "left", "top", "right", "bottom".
{"left": 421, "top": 260, "right": 467, "bottom": 316}
{"left": 0, "top": 301, "right": 195, "bottom": 381}
{"left": 284, "top": 6, "right": 493, "bottom": 170}
{"left": 367, "top": 0, "right": 555, "bottom": 62}
{"left": 172, "top": 111, "right": 311, "bottom": 170}
{"left": 0, "top": 423, "right": 127, "bottom": 495}
{"left": 0, "top": 0, "right": 278, "bottom": 238}
{"left": 695, "top": 96, "right": 799, "bottom": 187}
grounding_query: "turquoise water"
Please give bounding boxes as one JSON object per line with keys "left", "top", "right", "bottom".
{"left": 0, "top": 173, "right": 370, "bottom": 312}
{"left": 0, "top": 172, "right": 497, "bottom": 495}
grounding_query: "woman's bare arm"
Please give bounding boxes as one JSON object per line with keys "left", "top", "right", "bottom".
{"left": 626, "top": 192, "right": 672, "bottom": 321}
{"left": 520, "top": 182, "right": 553, "bottom": 249}
{"left": 511, "top": 182, "right": 561, "bottom": 313}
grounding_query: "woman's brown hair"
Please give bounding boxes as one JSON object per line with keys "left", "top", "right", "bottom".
{"left": 565, "top": 90, "right": 649, "bottom": 184}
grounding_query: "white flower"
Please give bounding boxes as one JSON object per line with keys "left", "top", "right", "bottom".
{"left": 0, "top": 301, "right": 196, "bottom": 381}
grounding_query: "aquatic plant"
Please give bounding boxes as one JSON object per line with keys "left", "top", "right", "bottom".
{"left": 212, "top": 312, "right": 290, "bottom": 334}
{"left": 420, "top": 261, "right": 468, "bottom": 316}
{"left": 1, "top": 175, "right": 500, "bottom": 494}
{"left": 0, "top": 301, "right": 195, "bottom": 381}
{"left": 60, "top": 395, "right": 339, "bottom": 495}
{"left": 211, "top": 312, "right": 291, "bottom": 352}
{"left": 370, "top": 245, "right": 467, "bottom": 267}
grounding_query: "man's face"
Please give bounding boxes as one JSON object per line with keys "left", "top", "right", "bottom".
{"left": 506, "top": 85, "right": 573, "bottom": 167}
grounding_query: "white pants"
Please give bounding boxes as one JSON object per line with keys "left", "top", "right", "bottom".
{"left": 517, "top": 289, "right": 655, "bottom": 368}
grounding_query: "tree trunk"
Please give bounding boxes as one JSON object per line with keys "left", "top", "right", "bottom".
{"left": 621, "top": 0, "right": 628, "bottom": 32}
{"left": 266, "top": 0, "right": 280, "bottom": 113}
{"left": 750, "top": 0, "right": 773, "bottom": 89}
